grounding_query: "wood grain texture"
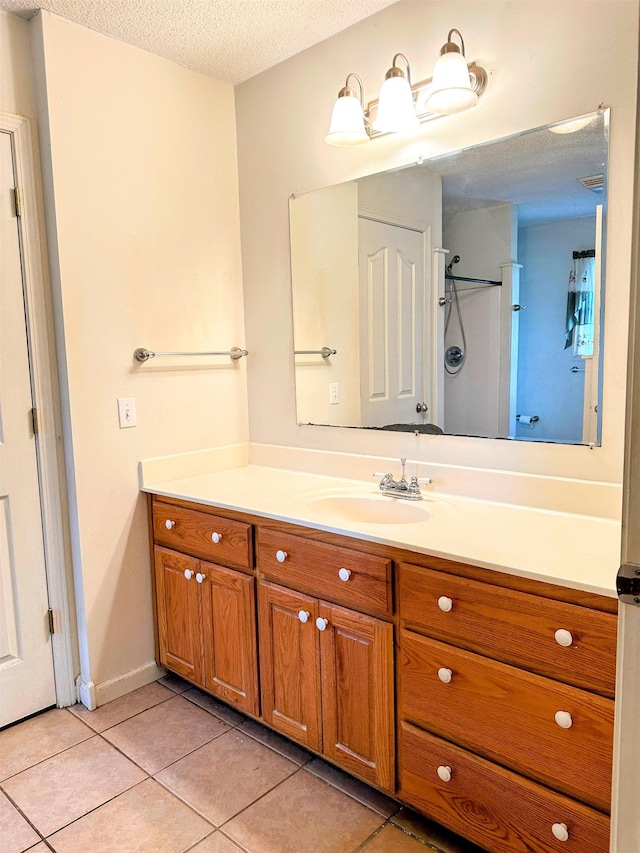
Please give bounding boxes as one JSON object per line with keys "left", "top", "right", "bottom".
{"left": 257, "top": 580, "right": 322, "bottom": 751}
{"left": 320, "top": 601, "right": 395, "bottom": 792}
{"left": 398, "top": 722, "right": 610, "bottom": 853}
{"left": 398, "top": 562, "right": 617, "bottom": 697}
{"left": 257, "top": 528, "right": 392, "bottom": 617}
{"left": 153, "top": 501, "right": 253, "bottom": 569}
{"left": 154, "top": 546, "right": 204, "bottom": 684}
{"left": 399, "top": 630, "right": 614, "bottom": 812}
{"left": 201, "top": 561, "right": 259, "bottom": 716}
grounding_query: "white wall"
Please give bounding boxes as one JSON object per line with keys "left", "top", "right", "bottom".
{"left": 442, "top": 203, "right": 516, "bottom": 437}
{"left": 517, "top": 217, "right": 597, "bottom": 443}
{"left": 30, "top": 11, "right": 247, "bottom": 703}
{"left": 236, "top": 0, "right": 638, "bottom": 485}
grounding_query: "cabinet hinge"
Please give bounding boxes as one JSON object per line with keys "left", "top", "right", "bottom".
{"left": 31, "top": 407, "right": 39, "bottom": 435}
{"left": 617, "top": 563, "right": 640, "bottom": 605}
{"left": 48, "top": 608, "right": 55, "bottom": 634}
{"left": 13, "top": 186, "right": 22, "bottom": 217}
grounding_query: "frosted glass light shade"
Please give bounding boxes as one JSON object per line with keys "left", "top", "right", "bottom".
{"left": 325, "top": 94, "right": 369, "bottom": 146}
{"left": 372, "top": 75, "right": 419, "bottom": 134}
{"left": 426, "top": 51, "right": 478, "bottom": 115}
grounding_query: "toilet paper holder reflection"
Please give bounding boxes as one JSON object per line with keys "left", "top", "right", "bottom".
{"left": 516, "top": 414, "right": 539, "bottom": 426}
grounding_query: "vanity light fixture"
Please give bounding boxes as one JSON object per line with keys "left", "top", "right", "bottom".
{"left": 325, "top": 28, "right": 487, "bottom": 146}
{"left": 325, "top": 73, "right": 369, "bottom": 146}
{"left": 426, "top": 29, "right": 479, "bottom": 115}
{"left": 372, "top": 54, "right": 420, "bottom": 134}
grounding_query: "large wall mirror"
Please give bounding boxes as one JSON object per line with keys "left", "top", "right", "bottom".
{"left": 290, "top": 109, "right": 608, "bottom": 445}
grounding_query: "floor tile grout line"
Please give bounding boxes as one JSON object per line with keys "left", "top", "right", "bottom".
{"left": 0, "top": 782, "right": 47, "bottom": 845}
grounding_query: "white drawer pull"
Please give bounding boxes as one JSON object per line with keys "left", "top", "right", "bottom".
{"left": 436, "top": 765, "right": 452, "bottom": 782}
{"left": 554, "top": 710, "right": 573, "bottom": 729}
{"left": 184, "top": 569, "right": 194, "bottom": 580}
{"left": 165, "top": 519, "right": 176, "bottom": 530}
{"left": 437, "top": 667, "right": 453, "bottom": 684}
{"left": 438, "top": 596, "right": 453, "bottom": 612}
{"left": 195, "top": 572, "right": 206, "bottom": 584}
{"left": 555, "top": 628, "right": 573, "bottom": 647}
{"left": 276, "top": 549, "right": 288, "bottom": 563}
{"left": 552, "top": 823, "right": 569, "bottom": 842}
{"left": 338, "top": 568, "right": 351, "bottom": 582}
{"left": 316, "top": 617, "right": 328, "bottom": 631}
{"left": 298, "top": 610, "right": 310, "bottom": 624}
{"left": 211, "top": 532, "right": 223, "bottom": 544}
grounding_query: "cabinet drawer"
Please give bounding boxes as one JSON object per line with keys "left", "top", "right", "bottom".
{"left": 398, "top": 562, "right": 617, "bottom": 697}
{"left": 257, "top": 529, "right": 392, "bottom": 617}
{"left": 398, "top": 722, "right": 610, "bottom": 853}
{"left": 399, "top": 630, "right": 613, "bottom": 812}
{"left": 153, "top": 501, "right": 252, "bottom": 570}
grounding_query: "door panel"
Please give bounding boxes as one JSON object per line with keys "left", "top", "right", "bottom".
{"left": 201, "top": 561, "right": 259, "bottom": 715}
{"left": 0, "top": 130, "right": 55, "bottom": 727}
{"left": 258, "top": 580, "right": 322, "bottom": 751}
{"left": 320, "top": 601, "right": 395, "bottom": 791}
{"left": 359, "top": 218, "right": 427, "bottom": 427}
{"left": 154, "top": 547, "right": 203, "bottom": 684}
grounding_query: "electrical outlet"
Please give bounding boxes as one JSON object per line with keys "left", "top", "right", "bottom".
{"left": 329, "top": 382, "right": 340, "bottom": 405}
{"left": 117, "top": 397, "right": 137, "bottom": 428}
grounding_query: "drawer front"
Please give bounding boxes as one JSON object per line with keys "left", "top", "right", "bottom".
{"left": 257, "top": 529, "right": 392, "bottom": 617}
{"left": 398, "top": 562, "right": 617, "bottom": 697}
{"left": 399, "top": 722, "right": 610, "bottom": 853}
{"left": 153, "top": 501, "right": 252, "bottom": 570}
{"left": 399, "top": 630, "right": 613, "bottom": 812}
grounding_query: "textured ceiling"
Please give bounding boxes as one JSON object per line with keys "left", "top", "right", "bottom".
{"left": 0, "top": 0, "right": 398, "bottom": 84}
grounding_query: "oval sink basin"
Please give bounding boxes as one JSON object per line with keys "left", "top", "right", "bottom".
{"left": 306, "top": 494, "right": 432, "bottom": 525}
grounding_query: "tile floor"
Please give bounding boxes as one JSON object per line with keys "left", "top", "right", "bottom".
{"left": 0, "top": 674, "right": 485, "bottom": 853}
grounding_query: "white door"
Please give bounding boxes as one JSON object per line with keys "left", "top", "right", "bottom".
{"left": 359, "top": 218, "right": 428, "bottom": 427}
{"left": 0, "top": 130, "right": 56, "bottom": 727}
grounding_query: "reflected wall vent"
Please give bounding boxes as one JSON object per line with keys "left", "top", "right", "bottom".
{"left": 577, "top": 174, "right": 604, "bottom": 192}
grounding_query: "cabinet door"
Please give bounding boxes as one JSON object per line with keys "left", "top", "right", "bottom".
{"left": 258, "top": 580, "right": 322, "bottom": 752}
{"left": 319, "top": 602, "right": 395, "bottom": 792}
{"left": 154, "top": 546, "right": 203, "bottom": 684}
{"left": 201, "top": 562, "right": 259, "bottom": 716}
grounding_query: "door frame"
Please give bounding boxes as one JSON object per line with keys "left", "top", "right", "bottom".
{"left": 1, "top": 110, "right": 76, "bottom": 710}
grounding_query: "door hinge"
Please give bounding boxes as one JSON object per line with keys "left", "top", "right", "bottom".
{"left": 48, "top": 608, "right": 55, "bottom": 634}
{"left": 31, "top": 407, "right": 39, "bottom": 435}
{"left": 617, "top": 563, "right": 640, "bottom": 605}
{"left": 13, "top": 186, "right": 22, "bottom": 217}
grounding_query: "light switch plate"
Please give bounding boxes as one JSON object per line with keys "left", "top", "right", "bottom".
{"left": 117, "top": 397, "right": 136, "bottom": 428}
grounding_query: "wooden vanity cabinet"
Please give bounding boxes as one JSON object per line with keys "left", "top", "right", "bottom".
{"left": 149, "top": 494, "right": 618, "bottom": 853}
{"left": 257, "top": 528, "right": 395, "bottom": 792}
{"left": 151, "top": 499, "right": 259, "bottom": 715}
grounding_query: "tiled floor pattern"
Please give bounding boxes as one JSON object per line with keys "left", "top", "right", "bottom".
{"left": 0, "top": 675, "right": 485, "bottom": 853}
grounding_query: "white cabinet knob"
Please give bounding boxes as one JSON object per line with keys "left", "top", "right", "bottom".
{"left": 316, "top": 617, "right": 328, "bottom": 631}
{"left": 436, "top": 765, "right": 452, "bottom": 782}
{"left": 551, "top": 823, "right": 569, "bottom": 842}
{"left": 211, "top": 532, "right": 223, "bottom": 544}
{"left": 195, "top": 572, "right": 206, "bottom": 584}
{"left": 184, "top": 569, "right": 194, "bottom": 580}
{"left": 165, "top": 519, "right": 176, "bottom": 530}
{"left": 555, "top": 628, "right": 573, "bottom": 647}
{"left": 276, "top": 549, "right": 288, "bottom": 563}
{"left": 437, "top": 667, "right": 453, "bottom": 684}
{"left": 338, "top": 568, "right": 351, "bottom": 582}
{"left": 554, "top": 710, "right": 573, "bottom": 729}
{"left": 298, "top": 610, "right": 310, "bottom": 624}
{"left": 438, "top": 596, "right": 453, "bottom": 612}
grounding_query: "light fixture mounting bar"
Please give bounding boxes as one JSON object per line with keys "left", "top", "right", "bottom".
{"left": 365, "top": 59, "right": 487, "bottom": 138}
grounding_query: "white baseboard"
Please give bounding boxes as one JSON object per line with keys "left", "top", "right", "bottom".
{"left": 77, "top": 661, "right": 165, "bottom": 710}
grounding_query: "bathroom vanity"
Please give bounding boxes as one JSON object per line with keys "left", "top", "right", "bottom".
{"left": 144, "top": 462, "right": 618, "bottom": 853}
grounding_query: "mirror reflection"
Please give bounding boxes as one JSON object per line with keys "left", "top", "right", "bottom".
{"left": 290, "top": 109, "right": 608, "bottom": 444}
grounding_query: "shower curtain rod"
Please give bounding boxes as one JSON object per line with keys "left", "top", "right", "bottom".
{"left": 445, "top": 273, "right": 502, "bottom": 286}
{"left": 573, "top": 249, "right": 595, "bottom": 259}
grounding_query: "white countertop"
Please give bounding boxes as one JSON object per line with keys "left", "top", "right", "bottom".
{"left": 141, "top": 463, "right": 622, "bottom": 598}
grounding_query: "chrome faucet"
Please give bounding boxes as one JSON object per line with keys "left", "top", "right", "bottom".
{"left": 373, "top": 458, "right": 432, "bottom": 501}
